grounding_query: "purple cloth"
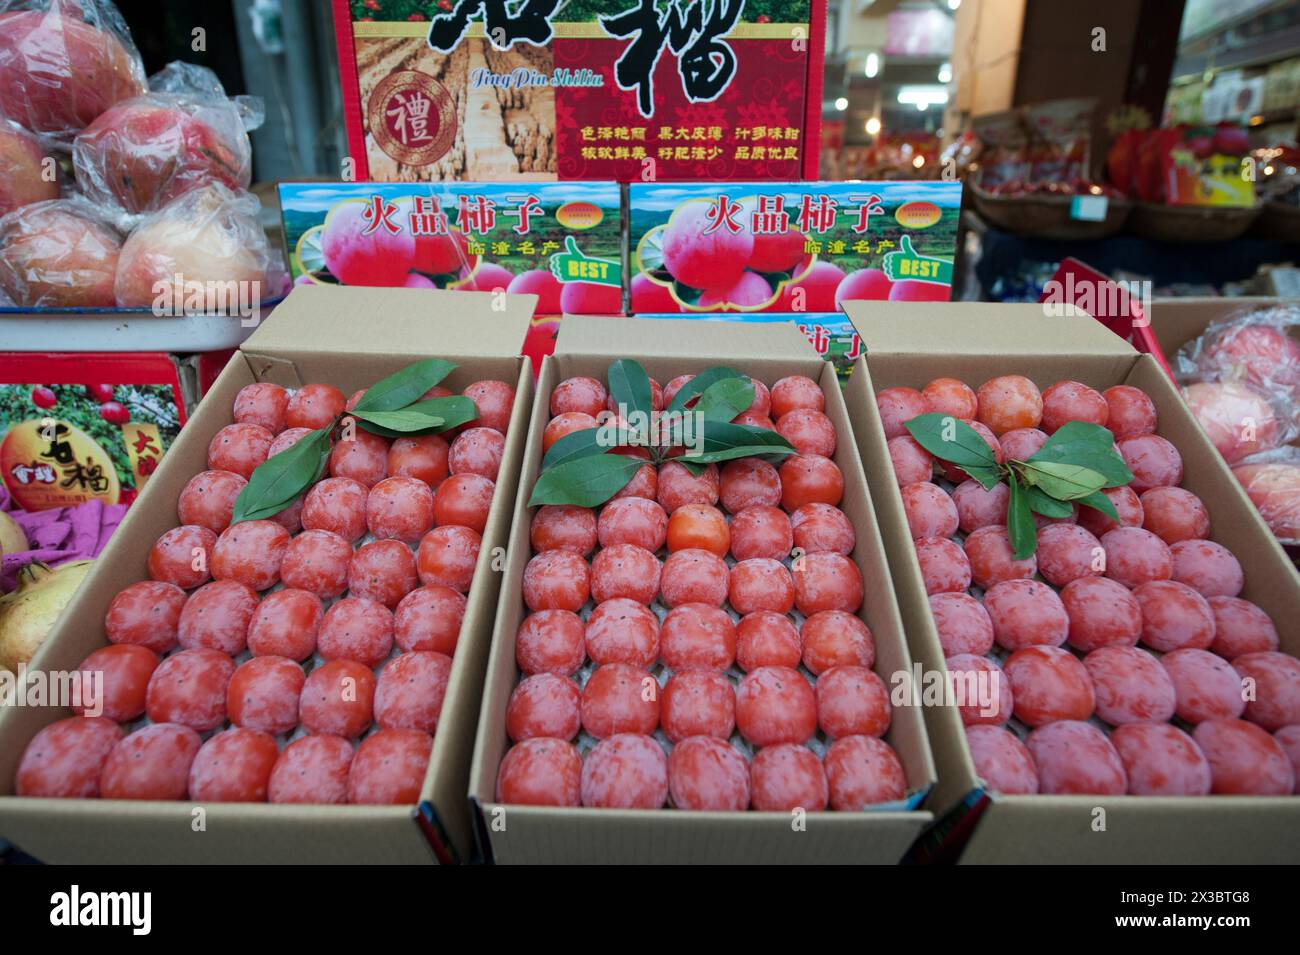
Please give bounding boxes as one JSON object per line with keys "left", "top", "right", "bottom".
{"left": 1, "top": 483, "right": 126, "bottom": 592}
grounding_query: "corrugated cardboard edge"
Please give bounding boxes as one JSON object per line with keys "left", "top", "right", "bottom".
{"left": 468, "top": 316, "right": 936, "bottom": 864}
{"left": 0, "top": 287, "right": 536, "bottom": 864}
{"left": 841, "top": 303, "right": 1300, "bottom": 864}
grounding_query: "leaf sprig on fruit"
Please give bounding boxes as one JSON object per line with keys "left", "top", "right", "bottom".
{"left": 231, "top": 359, "right": 476, "bottom": 524}
{"left": 529, "top": 359, "right": 797, "bottom": 508}
{"left": 904, "top": 416, "right": 1134, "bottom": 560}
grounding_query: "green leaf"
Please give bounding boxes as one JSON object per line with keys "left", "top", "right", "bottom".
{"left": 232, "top": 426, "right": 332, "bottom": 523}
{"left": 1077, "top": 489, "right": 1120, "bottom": 522}
{"left": 350, "top": 407, "right": 446, "bottom": 433}
{"left": 666, "top": 365, "right": 744, "bottom": 413}
{"left": 607, "top": 359, "right": 653, "bottom": 440}
{"left": 1006, "top": 474, "right": 1037, "bottom": 560}
{"left": 529, "top": 453, "right": 646, "bottom": 507}
{"left": 963, "top": 464, "right": 1003, "bottom": 492}
{"left": 682, "top": 445, "right": 796, "bottom": 465}
{"left": 904, "top": 413, "right": 998, "bottom": 469}
{"left": 1023, "top": 484, "right": 1074, "bottom": 518}
{"left": 405, "top": 395, "right": 478, "bottom": 432}
{"left": 676, "top": 459, "right": 707, "bottom": 476}
{"left": 351, "top": 358, "right": 455, "bottom": 413}
{"left": 1027, "top": 421, "right": 1133, "bottom": 488}
{"left": 541, "top": 426, "right": 609, "bottom": 470}
{"left": 1018, "top": 460, "right": 1108, "bottom": 501}
{"left": 694, "top": 377, "right": 755, "bottom": 423}
{"left": 694, "top": 421, "right": 796, "bottom": 457}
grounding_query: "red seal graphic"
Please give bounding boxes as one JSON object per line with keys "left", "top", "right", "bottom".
{"left": 367, "top": 71, "right": 457, "bottom": 166}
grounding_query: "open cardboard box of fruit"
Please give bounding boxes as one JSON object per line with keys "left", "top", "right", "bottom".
{"left": 468, "top": 315, "right": 936, "bottom": 865}
{"left": 0, "top": 285, "right": 536, "bottom": 864}
{"left": 841, "top": 302, "right": 1300, "bottom": 864}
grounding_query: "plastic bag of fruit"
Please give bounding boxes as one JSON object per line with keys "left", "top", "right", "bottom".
{"left": 1232, "top": 446, "right": 1300, "bottom": 546}
{"left": 1175, "top": 304, "right": 1300, "bottom": 403}
{"left": 73, "top": 62, "right": 262, "bottom": 220}
{"left": 0, "top": 116, "right": 62, "bottom": 218}
{"left": 114, "top": 182, "right": 285, "bottom": 312}
{"left": 0, "top": 0, "right": 146, "bottom": 147}
{"left": 0, "top": 196, "right": 122, "bottom": 307}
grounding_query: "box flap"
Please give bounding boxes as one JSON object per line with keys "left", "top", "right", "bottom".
{"left": 241, "top": 285, "right": 535, "bottom": 360}
{"left": 556, "top": 315, "right": 817, "bottom": 360}
{"left": 841, "top": 302, "right": 1138, "bottom": 356}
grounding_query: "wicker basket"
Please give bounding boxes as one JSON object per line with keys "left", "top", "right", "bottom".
{"left": 1249, "top": 201, "right": 1300, "bottom": 243}
{"left": 1127, "top": 201, "right": 1261, "bottom": 242}
{"left": 970, "top": 184, "right": 1132, "bottom": 240}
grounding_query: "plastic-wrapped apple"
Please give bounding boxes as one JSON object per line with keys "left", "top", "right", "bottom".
{"left": 115, "top": 185, "right": 272, "bottom": 310}
{"left": 1181, "top": 380, "right": 1282, "bottom": 464}
{"left": 1199, "top": 321, "right": 1300, "bottom": 396}
{"left": 0, "top": 200, "right": 120, "bottom": 307}
{"left": 73, "top": 97, "right": 250, "bottom": 214}
{"left": 1232, "top": 459, "right": 1300, "bottom": 545}
{"left": 0, "top": 3, "right": 146, "bottom": 141}
{"left": 0, "top": 121, "right": 59, "bottom": 217}
{"left": 321, "top": 199, "right": 415, "bottom": 286}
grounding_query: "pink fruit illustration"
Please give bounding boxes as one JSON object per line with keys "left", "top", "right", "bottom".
{"left": 0, "top": 124, "right": 58, "bottom": 217}
{"left": 86, "top": 384, "right": 115, "bottom": 403}
{"left": 402, "top": 273, "right": 437, "bottom": 289}
{"left": 773, "top": 261, "right": 845, "bottom": 312}
{"left": 99, "top": 401, "right": 129, "bottom": 424}
{"left": 0, "top": 9, "right": 145, "bottom": 139}
{"left": 414, "top": 228, "right": 470, "bottom": 275}
{"left": 748, "top": 229, "right": 806, "bottom": 274}
{"left": 0, "top": 202, "right": 120, "bottom": 307}
{"left": 31, "top": 386, "right": 56, "bottom": 409}
{"left": 559, "top": 280, "right": 621, "bottom": 314}
{"left": 661, "top": 202, "right": 753, "bottom": 291}
{"left": 888, "top": 280, "right": 950, "bottom": 302}
{"left": 321, "top": 200, "right": 415, "bottom": 287}
{"left": 630, "top": 273, "right": 679, "bottom": 313}
{"left": 73, "top": 101, "right": 248, "bottom": 213}
{"left": 835, "top": 268, "right": 893, "bottom": 307}
{"left": 459, "top": 262, "right": 514, "bottom": 293}
{"left": 698, "top": 271, "right": 774, "bottom": 309}
{"left": 508, "top": 269, "right": 563, "bottom": 313}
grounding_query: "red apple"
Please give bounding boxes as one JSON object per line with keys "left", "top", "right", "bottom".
{"left": 0, "top": 201, "right": 120, "bottom": 307}
{"left": 0, "top": 122, "right": 59, "bottom": 217}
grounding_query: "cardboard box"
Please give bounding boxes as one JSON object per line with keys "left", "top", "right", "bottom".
{"left": 0, "top": 285, "right": 536, "bottom": 864}
{"left": 628, "top": 181, "right": 961, "bottom": 314}
{"left": 278, "top": 182, "right": 624, "bottom": 313}
{"left": 1, "top": 353, "right": 188, "bottom": 511}
{"left": 468, "top": 315, "right": 936, "bottom": 864}
{"left": 840, "top": 302, "right": 1300, "bottom": 864}
{"left": 332, "top": 0, "right": 824, "bottom": 182}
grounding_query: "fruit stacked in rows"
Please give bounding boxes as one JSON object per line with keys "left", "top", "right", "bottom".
{"left": 497, "top": 372, "right": 911, "bottom": 813}
{"left": 14, "top": 375, "right": 515, "bottom": 804}
{"left": 881, "top": 375, "right": 1299, "bottom": 797}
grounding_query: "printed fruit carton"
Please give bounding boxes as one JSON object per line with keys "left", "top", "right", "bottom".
{"left": 840, "top": 302, "right": 1300, "bottom": 864}
{"left": 627, "top": 181, "right": 961, "bottom": 314}
{"left": 0, "top": 353, "right": 187, "bottom": 511}
{"left": 332, "top": 0, "right": 824, "bottom": 182}
{"left": 278, "top": 181, "right": 623, "bottom": 313}
{"left": 637, "top": 312, "right": 864, "bottom": 383}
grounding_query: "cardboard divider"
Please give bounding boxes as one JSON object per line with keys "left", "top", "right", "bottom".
{"left": 840, "top": 302, "right": 1300, "bottom": 864}
{"left": 0, "top": 286, "right": 534, "bottom": 864}
{"left": 468, "top": 316, "right": 935, "bottom": 864}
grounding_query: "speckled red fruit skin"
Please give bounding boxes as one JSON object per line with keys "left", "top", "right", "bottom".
{"left": 268, "top": 734, "right": 354, "bottom": 804}
{"left": 875, "top": 387, "right": 927, "bottom": 441}
{"left": 100, "top": 723, "right": 203, "bottom": 801}
{"left": 1035, "top": 523, "right": 1103, "bottom": 588}
{"left": 1025, "top": 720, "right": 1127, "bottom": 795}
{"left": 188, "top": 727, "right": 279, "bottom": 803}
{"left": 329, "top": 427, "right": 389, "bottom": 488}
{"left": 750, "top": 743, "right": 827, "bottom": 811}
{"left": 505, "top": 672, "right": 579, "bottom": 742}
{"left": 365, "top": 476, "right": 435, "bottom": 543}
{"left": 1193, "top": 719, "right": 1295, "bottom": 795}
{"left": 1117, "top": 433, "right": 1183, "bottom": 493}
{"left": 589, "top": 543, "right": 660, "bottom": 606}
{"left": 1169, "top": 539, "right": 1244, "bottom": 598}
{"left": 801, "top": 610, "right": 874, "bottom": 674}
{"left": 1139, "top": 487, "right": 1210, "bottom": 544}
{"left": 1040, "top": 380, "right": 1109, "bottom": 433}
{"left": 1078, "top": 485, "right": 1144, "bottom": 537}
{"left": 247, "top": 588, "right": 323, "bottom": 661}
{"left": 432, "top": 473, "right": 495, "bottom": 534}
{"left": 976, "top": 375, "right": 1043, "bottom": 436}
{"left": 985, "top": 579, "right": 1070, "bottom": 651}
{"left": 900, "top": 481, "right": 958, "bottom": 540}
{"left": 1232, "top": 652, "right": 1300, "bottom": 732}
{"left": 146, "top": 648, "right": 235, "bottom": 732}
{"left": 921, "top": 377, "right": 978, "bottom": 420}
{"left": 1060, "top": 576, "right": 1141, "bottom": 653}
{"left": 659, "top": 548, "right": 729, "bottom": 607}
{"left": 736, "top": 665, "right": 816, "bottom": 746}
{"left": 945, "top": 654, "right": 1012, "bottom": 726}
{"left": 348, "top": 539, "right": 419, "bottom": 608}
{"left": 317, "top": 597, "right": 394, "bottom": 667}
{"left": 668, "top": 736, "right": 749, "bottom": 811}
{"left": 998, "top": 427, "right": 1048, "bottom": 462}
{"left": 177, "top": 469, "right": 247, "bottom": 534}
{"left": 298, "top": 659, "right": 376, "bottom": 738}
{"left": 1101, "top": 527, "right": 1172, "bottom": 589}
{"left": 285, "top": 383, "right": 345, "bottom": 430}
{"left": 206, "top": 423, "right": 273, "bottom": 480}
{"left": 279, "top": 529, "right": 352, "bottom": 599}
{"left": 581, "top": 663, "right": 660, "bottom": 739}
{"left": 735, "top": 611, "right": 801, "bottom": 672}
{"left": 416, "top": 525, "right": 482, "bottom": 595}
{"left": 580, "top": 733, "right": 668, "bottom": 809}
{"left": 177, "top": 579, "right": 259, "bottom": 655}
{"left": 661, "top": 670, "right": 736, "bottom": 743}
{"left": 73, "top": 644, "right": 158, "bottom": 722}
{"left": 660, "top": 603, "right": 737, "bottom": 671}
{"left": 211, "top": 519, "right": 290, "bottom": 591}
{"left": 929, "top": 593, "right": 994, "bottom": 657}
{"left": 913, "top": 537, "right": 971, "bottom": 596}
{"left": 1004, "top": 645, "right": 1095, "bottom": 726}
{"left": 301, "top": 477, "right": 369, "bottom": 543}
{"left": 826, "top": 735, "right": 907, "bottom": 809}
{"left": 497, "top": 737, "right": 582, "bottom": 806}
{"left": 1083, "top": 645, "right": 1177, "bottom": 725}
{"left": 1133, "top": 580, "right": 1215, "bottom": 652}
{"left": 792, "top": 552, "right": 863, "bottom": 615}
{"left": 964, "top": 525, "right": 1036, "bottom": 590}
{"left": 226, "top": 655, "right": 305, "bottom": 735}
{"left": 719, "top": 458, "right": 782, "bottom": 513}
{"left": 532, "top": 505, "right": 599, "bottom": 555}
{"left": 148, "top": 524, "right": 217, "bottom": 590}
{"left": 15, "top": 717, "right": 123, "bottom": 798}
{"left": 514, "top": 609, "right": 585, "bottom": 676}
{"left": 1103, "top": 385, "right": 1157, "bottom": 439}
{"left": 779, "top": 454, "right": 844, "bottom": 511}
{"left": 347, "top": 729, "right": 434, "bottom": 805}
{"left": 788, "top": 503, "right": 853, "bottom": 556}
{"left": 521, "top": 549, "right": 590, "bottom": 612}
{"left": 1208, "top": 596, "right": 1279, "bottom": 659}
{"left": 951, "top": 480, "right": 1008, "bottom": 535}
{"left": 965, "top": 725, "right": 1038, "bottom": 795}
{"left": 1160, "top": 648, "right": 1245, "bottom": 724}
{"left": 1111, "top": 723, "right": 1211, "bottom": 796}
{"left": 816, "top": 665, "right": 891, "bottom": 739}
{"left": 888, "top": 435, "right": 933, "bottom": 486}
{"left": 105, "top": 580, "right": 186, "bottom": 654}
{"left": 585, "top": 598, "right": 659, "bottom": 668}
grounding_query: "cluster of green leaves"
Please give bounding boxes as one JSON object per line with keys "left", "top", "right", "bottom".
{"left": 231, "top": 359, "right": 476, "bottom": 524}
{"left": 530, "top": 359, "right": 796, "bottom": 507}
{"left": 904, "top": 416, "right": 1134, "bottom": 560}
